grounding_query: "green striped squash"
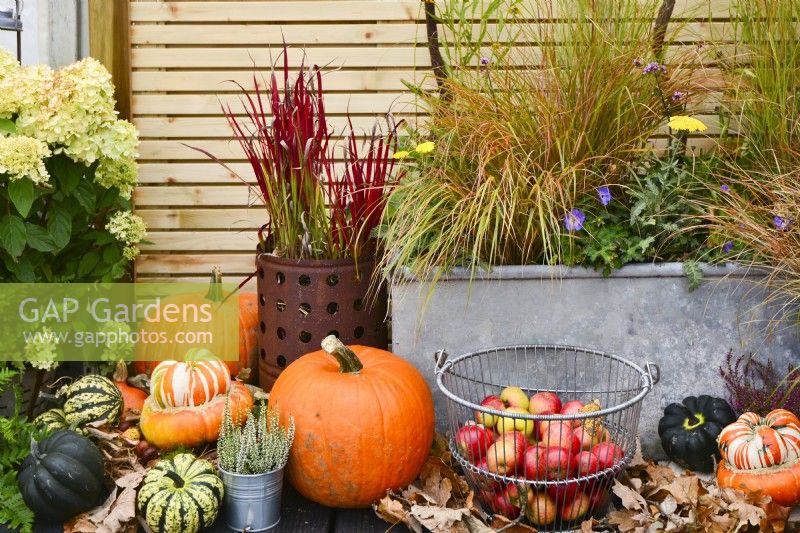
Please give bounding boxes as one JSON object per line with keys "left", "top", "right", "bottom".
{"left": 137, "top": 453, "right": 223, "bottom": 533}
{"left": 58, "top": 375, "right": 123, "bottom": 427}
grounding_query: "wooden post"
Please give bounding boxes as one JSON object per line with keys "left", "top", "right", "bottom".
{"left": 88, "top": 0, "right": 131, "bottom": 120}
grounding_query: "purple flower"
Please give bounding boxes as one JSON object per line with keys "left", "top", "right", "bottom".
{"left": 596, "top": 186, "right": 612, "bottom": 206}
{"left": 643, "top": 62, "right": 667, "bottom": 75}
{"left": 722, "top": 241, "right": 734, "bottom": 253}
{"left": 774, "top": 215, "right": 791, "bottom": 231}
{"left": 633, "top": 58, "right": 643, "bottom": 67}
{"left": 671, "top": 91, "right": 686, "bottom": 102}
{"left": 564, "top": 209, "right": 586, "bottom": 232}
{"left": 480, "top": 56, "right": 491, "bottom": 66}
{"left": 720, "top": 184, "right": 730, "bottom": 192}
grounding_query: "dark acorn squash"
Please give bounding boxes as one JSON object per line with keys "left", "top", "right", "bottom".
{"left": 658, "top": 395, "right": 736, "bottom": 472}
{"left": 17, "top": 429, "right": 105, "bottom": 522}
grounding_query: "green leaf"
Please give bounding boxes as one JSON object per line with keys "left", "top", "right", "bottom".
{"left": 77, "top": 250, "right": 101, "bottom": 278}
{"left": 24, "top": 223, "right": 57, "bottom": 252}
{"left": 7, "top": 179, "right": 34, "bottom": 218}
{"left": 0, "top": 118, "right": 16, "bottom": 134}
{"left": 0, "top": 216, "right": 26, "bottom": 258}
{"left": 49, "top": 155, "right": 85, "bottom": 194}
{"left": 47, "top": 204, "right": 73, "bottom": 250}
{"left": 72, "top": 179, "right": 96, "bottom": 213}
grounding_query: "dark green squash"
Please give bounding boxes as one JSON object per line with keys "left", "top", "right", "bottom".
{"left": 17, "top": 429, "right": 105, "bottom": 522}
{"left": 658, "top": 395, "right": 736, "bottom": 472}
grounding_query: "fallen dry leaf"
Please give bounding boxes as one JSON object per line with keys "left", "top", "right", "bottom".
{"left": 409, "top": 504, "right": 470, "bottom": 533}
{"left": 375, "top": 495, "right": 423, "bottom": 533}
{"left": 488, "top": 515, "right": 538, "bottom": 532}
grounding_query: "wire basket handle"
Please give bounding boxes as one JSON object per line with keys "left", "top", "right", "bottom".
{"left": 645, "top": 362, "right": 660, "bottom": 388}
{"left": 434, "top": 349, "right": 451, "bottom": 375}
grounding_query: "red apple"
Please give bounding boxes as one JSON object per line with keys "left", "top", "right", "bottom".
{"left": 573, "top": 426, "right": 609, "bottom": 451}
{"left": 473, "top": 457, "right": 503, "bottom": 492}
{"left": 575, "top": 450, "right": 600, "bottom": 476}
{"left": 561, "top": 400, "right": 585, "bottom": 427}
{"left": 542, "top": 447, "right": 576, "bottom": 480}
{"left": 500, "top": 386, "right": 530, "bottom": 410}
{"left": 503, "top": 484, "right": 531, "bottom": 509}
{"left": 522, "top": 444, "right": 548, "bottom": 480}
{"left": 491, "top": 491, "right": 520, "bottom": 519}
{"left": 537, "top": 420, "right": 571, "bottom": 441}
{"left": 542, "top": 425, "right": 580, "bottom": 454}
{"left": 486, "top": 431, "right": 526, "bottom": 475}
{"left": 456, "top": 422, "right": 495, "bottom": 461}
{"left": 588, "top": 489, "right": 610, "bottom": 512}
{"left": 525, "top": 492, "right": 557, "bottom": 526}
{"left": 495, "top": 406, "right": 535, "bottom": 436}
{"left": 476, "top": 395, "right": 505, "bottom": 427}
{"left": 560, "top": 492, "right": 591, "bottom": 522}
{"left": 592, "top": 442, "right": 624, "bottom": 470}
{"left": 545, "top": 480, "right": 581, "bottom": 505}
{"left": 528, "top": 391, "right": 562, "bottom": 415}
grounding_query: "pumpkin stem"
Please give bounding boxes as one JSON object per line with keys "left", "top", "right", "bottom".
{"left": 29, "top": 437, "right": 41, "bottom": 461}
{"left": 206, "top": 267, "right": 224, "bottom": 302}
{"left": 321, "top": 335, "right": 363, "bottom": 374}
{"left": 683, "top": 412, "right": 705, "bottom": 430}
{"left": 112, "top": 360, "right": 129, "bottom": 383}
{"left": 163, "top": 470, "right": 186, "bottom": 489}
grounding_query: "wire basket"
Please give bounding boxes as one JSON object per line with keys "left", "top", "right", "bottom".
{"left": 435, "top": 345, "right": 659, "bottom": 532}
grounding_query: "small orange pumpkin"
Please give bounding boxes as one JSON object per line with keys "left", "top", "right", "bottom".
{"left": 150, "top": 350, "right": 232, "bottom": 408}
{"left": 133, "top": 268, "right": 259, "bottom": 380}
{"left": 717, "top": 409, "right": 800, "bottom": 506}
{"left": 112, "top": 361, "right": 147, "bottom": 417}
{"left": 139, "top": 381, "right": 253, "bottom": 450}
{"left": 269, "top": 336, "right": 435, "bottom": 508}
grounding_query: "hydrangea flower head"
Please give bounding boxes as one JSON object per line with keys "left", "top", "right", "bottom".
{"left": 94, "top": 156, "right": 138, "bottom": 199}
{"left": 106, "top": 211, "right": 147, "bottom": 246}
{"left": 596, "top": 186, "right": 612, "bottom": 206}
{"left": 564, "top": 208, "right": 586, "bottom": 232}
{"left": 0, "top": 135, "right": 51, "bottom": 184}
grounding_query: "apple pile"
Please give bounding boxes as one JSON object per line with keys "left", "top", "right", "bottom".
{"left": 455, "top": 387, "right": 625, "bottom": 526}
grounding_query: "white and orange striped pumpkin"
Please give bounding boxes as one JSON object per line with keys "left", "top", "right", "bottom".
{"left": 150, "top": 349, "right": 232, "bottom": 408}
{"left": 718, "top": 409, "right": 800, "bottom": 469}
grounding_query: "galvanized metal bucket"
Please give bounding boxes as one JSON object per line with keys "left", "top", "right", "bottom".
{"left": 218, "top": 465, "right": 285, "bottom": 532}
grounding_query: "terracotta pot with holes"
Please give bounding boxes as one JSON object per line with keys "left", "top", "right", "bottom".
{"left": 255, "top": 253, "right": 389, "bottom": 389}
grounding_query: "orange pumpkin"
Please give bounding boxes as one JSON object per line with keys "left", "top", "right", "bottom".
{"left": 133, "top": 268, "right": 259, "bottom": 380}
{"left": 112, "top": 361, "right": 147, "bottom": 417}
{"left": 139, "top": 381, "right": 253, "bottom": 450}
{"left": 150, "top": 350, "right": 232, "bottom": 408}
{"left": 269, "top": 336, "right": 434, "bottom": 508}
{"left": 717, "top": 409, "right": 800, "bottom": 506}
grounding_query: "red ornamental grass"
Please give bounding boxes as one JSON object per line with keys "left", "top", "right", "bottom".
{"left": 191, "top": 47, "right": 401, "bottom": 260}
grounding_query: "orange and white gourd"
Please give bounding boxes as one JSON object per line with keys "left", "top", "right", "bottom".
{"left": 150, "top": 350, "right": 231, "bottom": 408}
{"left": 716, "top": 409, "right": 800, "bottom": 507}
{"left": 139, "top": 349, "right": 252, "bottom": 450}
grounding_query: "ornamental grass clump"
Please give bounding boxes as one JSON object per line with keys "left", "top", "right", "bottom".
{"left": 381, "top": 0, "right": 705, "bottom": 281}
{"left": 193, "top": 49, "right": 400, "bottom": 261}
{"left": 218, "top": 399, "right": 294, "bottom": 475}
{"left": 725, "top": 0, "right": 800, "bottom": 166}
{"left": 0, "top": 49, "right": 144, "bottom": 282}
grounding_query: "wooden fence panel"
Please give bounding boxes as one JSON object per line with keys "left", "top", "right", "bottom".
{"left": 129, "top": 0, "right": 732, "bottom": 281}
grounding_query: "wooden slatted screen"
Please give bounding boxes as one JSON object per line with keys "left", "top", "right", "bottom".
{"left": 130, "top": 0, "right": 732, "bottom": 284}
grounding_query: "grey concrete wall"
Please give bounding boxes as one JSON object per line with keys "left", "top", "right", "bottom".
{"left": 390, "top": 263, "right": 799, "bottom": 459}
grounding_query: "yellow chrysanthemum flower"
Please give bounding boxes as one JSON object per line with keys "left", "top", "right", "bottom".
{"left": 667, "top": 116, "right": 707, "bottom": 133}
{"left": 414, "top": 141, "right": 436, "bottom": 154}
{"left": 391, "top": 150, "right": 410, "bottom": 160}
